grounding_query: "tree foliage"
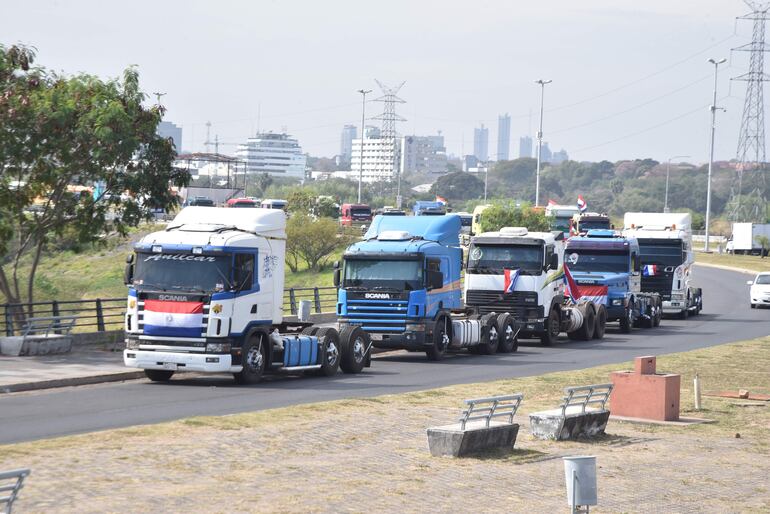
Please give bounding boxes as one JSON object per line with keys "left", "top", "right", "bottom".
{"left": 0, "top": 44, "right": 188, "bottom": 312}
{"left": 430, "top": 171, "right": 484, "bottom": 200}
{"left": 285, "top": 215, "right": 345, "bottom": 271}
{"left": 478, "top": 203, "right": 550, "bottom": 233}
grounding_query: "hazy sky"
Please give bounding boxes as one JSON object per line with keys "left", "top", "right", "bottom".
{"left": 1, "top": 0, "right": 760, "bottom": 164}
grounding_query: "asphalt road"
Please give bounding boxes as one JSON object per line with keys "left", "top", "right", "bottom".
{"left": 1, "top": 265, "right": 768, "bottom": 445}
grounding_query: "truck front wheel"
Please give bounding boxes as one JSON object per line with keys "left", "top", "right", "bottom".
{"left": 340, "top": 326, "right": 368, "bottom": 374}
{"left": 496, "top": 313, "right": 518, "bottom": 353}
{"left": 540, "top": 308, "right": 560, "bottom": 346}
{"left": 234, "top": 334, "right": 267, "bottom": 384}
{"left": 593, "top": 305, "right": 607, "bottom": 339}
{"left": 571, "top": 302, "right": 596, "bottom": 341}
{"left": 145, "top": 369, "right": 174, "bottom": 382}
{"left": 426, "top": 316, "right": 450, "bottom": 361}
{"left": 619, "top": 305, "right": 633, "bottom": 333}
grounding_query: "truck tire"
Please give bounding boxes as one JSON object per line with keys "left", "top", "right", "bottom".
{"left": 144, "top": 369, "right": 174, "bottom": 382}
{"left": 339, "top": 325, "right": 368, "bottom": 374}
{"left": 593, "top": 305, "right": 607, "bottom": 339}
{"left": 496, "top": 313, "right": 518, "bottom": 353}
{"left": 571, "top": 302, "right": 595, "bottom": 341}
{"left": 541, "top": 308, "right": 560, "bottom": 346}
{"left": 653, "top": 298, "right": 662, "bottom": 327}
{"left": 619, "top": 305, "right": 633, "bottom": 333}
{"left": 476, "top": 313, "right": 499, "bottom": 355}
{"left": 234, "top": 333, "right": 267, "bottom": 384}
{"left": 679, "top": 305, "right": 688, "bottom": 320}
{"left": 301, "top": 326, "right": 320, "bottom": 337}
{"left": 316, "top": 327, "right": 341, "bottom": 377}
{"left": 426, "top": 315, "right": 451, "bottom": 361}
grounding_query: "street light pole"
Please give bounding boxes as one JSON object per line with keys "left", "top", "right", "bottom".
{"left": 534, "top": 79, "right": 552, "bottom": 207}
{"left": 484, "top": 163, "right": 488, "bottom": 201}
{"left": 664, "top": 155, "right": 690, "bottom": 213}
{"left": 357, "top": 89, "right": 372, "bottom": 204}
{"left": 705, "top": 58, "right": 726, "bottom": 252}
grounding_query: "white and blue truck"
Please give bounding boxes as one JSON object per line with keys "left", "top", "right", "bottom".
{"left": 335, "top": 215, "right": 517, "bottom": 360}
{"left": 564, "top": 230, "right": 662, "bottom": 332}
{"left": 123, "top": 207, "right": 367, "bottom": 384}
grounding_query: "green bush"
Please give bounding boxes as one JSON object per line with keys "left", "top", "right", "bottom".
{"left": 286, "top": 215, "right": 347, "bottom": 272}
{"left": 479, "top": 202, "right": 550, "bottom": 233}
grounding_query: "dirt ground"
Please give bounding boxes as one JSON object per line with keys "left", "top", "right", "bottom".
{"left": 2, "top": 339, "right": 769, "bottom": 513}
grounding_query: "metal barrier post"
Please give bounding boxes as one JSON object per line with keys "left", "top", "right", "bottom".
{"left": 95, "top": 299, "right": 105, "bottom": 331}
{"left": 52, "top": 300, "right": 61, "bottom": 334}
{"left": 313, "top": 287, "right": 321, "bottom": 313}
{"left": 3, "top": 307, "right": 12, "bottom": 336}
{"left": 289, "top": 289, "right": 297, "bottom": 315}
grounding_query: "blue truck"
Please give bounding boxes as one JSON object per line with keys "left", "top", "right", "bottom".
{"left": 412, "top": 201, "right": 447, "bottom": 216}
{"left": 564, "top": 230, "right": 662, "bottom": 332}
{"left": 334, "top": 215, "right": 515, "bottom": 360}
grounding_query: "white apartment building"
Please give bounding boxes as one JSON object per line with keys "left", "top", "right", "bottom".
{"left": 350, "top": 137, "right": 400, "bottom": 183}
{"left": 236, "top": 132, "right": 307, "bottom": 179}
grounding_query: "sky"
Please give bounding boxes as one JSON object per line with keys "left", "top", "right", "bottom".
{"left": 1, "top": 0, "right": 761, "bottom": 164}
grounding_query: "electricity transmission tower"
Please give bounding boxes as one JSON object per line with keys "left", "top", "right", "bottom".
{"left": 372, "top": 80, "right": 406, "bottom": 201}
{"left": 731, "top": 1, "right": 770, "bottom": 221}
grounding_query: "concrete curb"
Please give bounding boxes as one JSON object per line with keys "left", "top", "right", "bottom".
{"left": 0, "top": 371, "right": 146, "bottom": 394}
{"left": 694, "top": 262, "right": 756, "bottom": 275}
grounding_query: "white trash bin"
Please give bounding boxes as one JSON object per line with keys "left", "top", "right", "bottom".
{"left": 563, "top": 455, "right": 597, "bottom": 508}
{"left": 298, "top": 300, "right": 312, "bottom": 322}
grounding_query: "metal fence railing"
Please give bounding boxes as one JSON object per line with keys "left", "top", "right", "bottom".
{"left": 1, "top": 298, "right": 125, "bottom": 337}
{"left": 1, "top": 287, "right": 339, "bottom": 336}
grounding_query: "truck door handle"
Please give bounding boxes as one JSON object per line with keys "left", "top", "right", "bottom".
{"left": 250, "top": 305, "right": 257, "bottom": 314}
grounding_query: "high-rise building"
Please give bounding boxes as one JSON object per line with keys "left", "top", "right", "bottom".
{"left": 157, "top": 121, "right": 183, "bottom": 153}
{"left": 339, "top": 125, "right": 357, "bottom": 166}
{"left": 519, "top": 136, "right": 533, "bottom": 159}
{"left": 551, "top": 149, "right": 569, "bottom": 164}
{"left": 473, "top": 124, "right": 489, "bottom": 161}
{"left": 365, "top": 125, "right": 381, "bottom": 138}
{"left": 350, "top": 136, "right": 400, "bottom": 183}
{"left": 539, "top": 142, "right": 552, "bottom": 163}
{"left": 400, "top": 133, "right": 447, "bottom": 175}
{"left": 236, "top": 132, "right": 307, "bottom": 179}
{"left": 497, "top": 114, "right": 511, "bottom": 161}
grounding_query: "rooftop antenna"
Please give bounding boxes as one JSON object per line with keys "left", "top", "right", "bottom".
{"left": 204, "top": 121, "right": 212, "bottom": 154}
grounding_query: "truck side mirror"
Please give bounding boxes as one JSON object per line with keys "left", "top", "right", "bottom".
{"left": 123, "top": 254, "right": 135, "bottom": 285}
{"left": 427, "top": 270, "right": 444, "bottom": 290}
{"left": 549, "top": 253, "right": 559, "bottom": 270}
{"left": 334, "top": 268, "right": 341, "bottom": 288}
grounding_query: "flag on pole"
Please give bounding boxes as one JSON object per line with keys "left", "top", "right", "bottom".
{"left": 642, "top": 264, "right": 658, "bottom": 276}
{"left": 435, "top": 195, "right": 447, "bottom": 204}
{"left": 577, "top": 195, "right": 587, "bottom": 212}
{"left": 547, "top": 199, "right": 557, "bottom": 207}
{"left": 563, "top": 264, "right": 583, "bottom": 303}
{"left": 503, "top": 268, "right": 520, "bottom": 293}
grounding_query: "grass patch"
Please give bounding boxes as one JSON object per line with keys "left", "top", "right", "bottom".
{"left": 696, "top": 252, "right": 770, "bottom": 273}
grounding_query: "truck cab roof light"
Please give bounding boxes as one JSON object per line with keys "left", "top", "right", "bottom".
{"left": 152, "top": 245, "right": 162, "bottom": 253}
{"left": 192, "top": 247, "right": 203, "bottom": 255}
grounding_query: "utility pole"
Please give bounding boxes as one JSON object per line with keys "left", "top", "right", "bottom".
{"left": 357, "top": 89, "right": 372, "bottom": 203}
{"left": 484, "top": 163, "right": 489, "bottom": 201}
{"left": 534, "top": 79, "right": 552, "bottom": 207}
{"left": 664, "top": 155, "right": 690, "bottom": 213}
{"left": 705, "top": 58, "right": 727, "bottom": 252}
{"left": 205, "top": 121, "right": 212, "bottom": 154}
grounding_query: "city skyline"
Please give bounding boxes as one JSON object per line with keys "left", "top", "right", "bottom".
{"left": 2, "top": 0, "right": 758, "bottom": 166}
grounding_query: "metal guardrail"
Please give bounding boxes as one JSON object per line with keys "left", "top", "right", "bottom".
{"left": 560, "top": 383, "right": 613, "bottom": 417}
{"left": 459, "top": 393, "right": 524, "bottom": 430}
{"left": 283, "top": 287, "right": 337, "bottom": 316}
{"left": 21, "top": 316, "right": 77, "bottom": 338}
{"left": 0, "top": 468, "right": 30, "bottom": 514}
{"left": 1, "top": 299, "right": 125, "bottom": 336}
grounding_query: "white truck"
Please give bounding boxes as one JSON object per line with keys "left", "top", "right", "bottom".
{"left": 727, "top": 222, "right": 770, "bottom": 255}
{"left": 463, "top": 227, "right": 606, "bottom": 346}
{"left": 623, "top": 212, "right": 702, "bottom": 319}
{"left": 545, "top": 204, "right": 581, "bottom": 238}
{"left": 122, "top": 207, "right": 367, "bottom": 384}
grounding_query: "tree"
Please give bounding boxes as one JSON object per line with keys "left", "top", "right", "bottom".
{"left": 285, "top": 215, "right": 343, "bottom": 271}
{"left": 479, "top": 203, "right": 550, "bottom": 233}
{"left": 286, "top": 189, "right": 314, "bottom": 215}
{"left": 430, "top": 171, "right": 484, "bottom": 200}
{"left": 755, "top": 235, "right": 770, "bottom": 258}
{"left": 0, "top": 45, "right": 188, "bottom": 315}
{"left": 314, "top": 196, "right": 339, "bottom": 218}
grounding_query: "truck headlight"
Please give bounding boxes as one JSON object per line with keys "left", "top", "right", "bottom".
{"left": 125, "top": 339, "right": 141, "bottom": 350}
{"left": 405, "top": 323, "right": 425, "bottom": 331}
{"left": 206, "top": 343, "right": 231, "bottom": 353}
{"left": 611, "top": 298, "right": 624, "bottom": 306}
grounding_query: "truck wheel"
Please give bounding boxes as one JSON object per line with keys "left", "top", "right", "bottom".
{"left": 593, "top": 305, "right": 607, "bottom": 339}
{"left": 426, "top": 316, "right": 450, "bottom": 361}
{"left": 496, "top": 313, "right": 518, "bottom": 353}
{"left": 653, "top": 299, "right": 662, "bottom": 327}
{"left": 144, "top": 369, "right": 174, "bottom": 382}
{"left": 619, "top": 305, "right": 633, "bottom": 333}
{"left": 540, "top": 308, "right": 560, "bottom": 346}
{"left": 574, "top": 303, "right": 596, "bottom": 341}
{"left": 679, "top": 306, "right": 688, "bottom": 320}
{"left": 477, "top": 313, "right": 499, "bottom": 355}
{"left": 316, "top": 327, "right": 341, "bottom": 377}
{"left": 234, "top": 334, "right": 266, "bottom": 384}
{"left": 339, "top": 326, "right": 368, "bottom": 374}
{"left": 301, "top": 326, "right": 320, "bottom": 337}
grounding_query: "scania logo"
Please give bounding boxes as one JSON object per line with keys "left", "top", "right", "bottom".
{"left": 158, "top": 295, "right": 189, "bottom": 301}
{"left": 364, "top": 293, "right": 390, "bottom": 299}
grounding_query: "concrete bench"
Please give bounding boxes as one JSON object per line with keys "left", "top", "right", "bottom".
{"left": 0, "top": 468, "right": 31, "bottom": 514}
{"left": 529, "top": 384, "right": 613, "bottom": 441}
{"left": 427, "top": 393, "right": 523, "bottom": 457}
{"left": 0, "top": 316, "right": 76, "bottom": 356}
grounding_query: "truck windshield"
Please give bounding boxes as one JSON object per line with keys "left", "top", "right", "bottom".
{"left": 343, "top": 258, "right": 423, "bottom": 291}
{"left": 566, "top": 250, "right": 627, "bottom": 273}
{"left": 351, "top": 208, "right": 371, "bottom": 217}
{"left": 468, "top": 244, "right": 543, "bottom": 273}
{"left": 637, "top": 239, "right": 683, "bottom": 267}
{"left": 551, "top": 217, "right": 572, "bottom": 233}
{"left": 133, "top": 253, "right": 232, "bottom": 292}
{"left": 580, "top": 220, "right": 610, "bottom": 230}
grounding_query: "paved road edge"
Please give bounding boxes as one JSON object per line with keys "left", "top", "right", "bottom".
{"left": 1, "top": 371, "right": 146, "bottom": 394}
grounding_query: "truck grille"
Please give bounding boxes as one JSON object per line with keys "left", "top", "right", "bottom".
{"left": 136, "top": 292, "right": 209, "bottom": 339}
{"left": 341, "top": 298, "right": 409, "bottom": 333}
{"left": 465, "top": 290, "right": 541, "bottom": 318}
{"left": 641, "top": 274, "right": 674, "bottom": 300}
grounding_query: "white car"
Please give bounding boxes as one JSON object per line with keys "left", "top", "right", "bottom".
{"left": 748, "top": 272, "right": 770, "bottom": 308}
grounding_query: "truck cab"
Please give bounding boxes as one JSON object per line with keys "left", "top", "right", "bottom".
{"left": 340, "top": 203, "right": 373, "bottom": 226}
{"left": 412, "top": 201, "right": 447, "bottom": 216}
{"left": 336, "top": 215, "right": 462, "bottom": 358}
{"left": 545, "top": 204, "right": 580, "bottom": 238}
{"left": 572, "top": 212, "right": 611, "bottom": 235}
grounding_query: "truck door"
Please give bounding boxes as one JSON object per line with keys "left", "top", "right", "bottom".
{"left": 230, "top": 252, "right": 260, "bottom": 335}
{"left": 629, "top": 251, "right": 641, "bottom": 293}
